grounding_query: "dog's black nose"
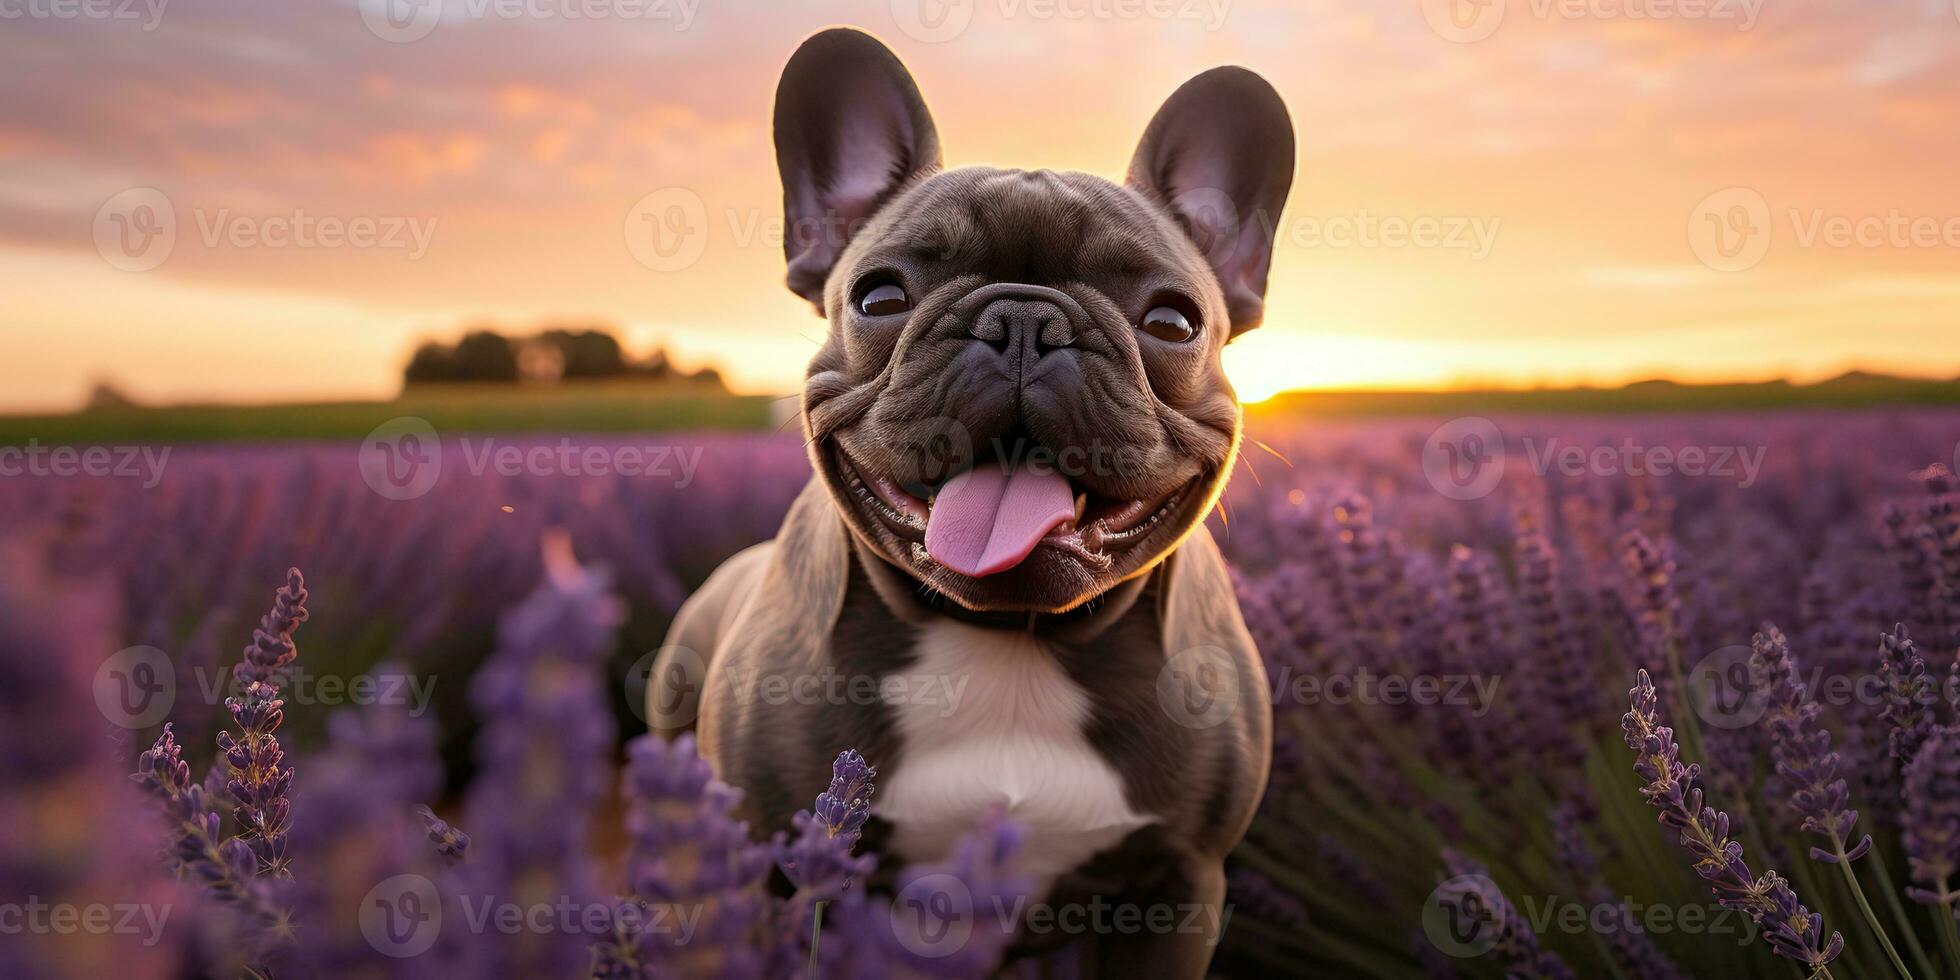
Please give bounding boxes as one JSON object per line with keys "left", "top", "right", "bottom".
{"left": 971, "top": 297, "right": 1075, "bottom": 355}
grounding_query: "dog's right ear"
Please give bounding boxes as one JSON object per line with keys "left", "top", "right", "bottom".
{"left": 774, "top": 28, "right": 941, "bottom": 312}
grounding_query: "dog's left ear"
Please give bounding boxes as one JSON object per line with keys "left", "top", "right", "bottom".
{"left": 1128, "top": 68, "right": 1294, "bottom": 337}
{"left": 774, "top": 28, "right": 942, "bottom": 311}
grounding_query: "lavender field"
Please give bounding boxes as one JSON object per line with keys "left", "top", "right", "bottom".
{"left": 6, "top": 408, "right": 1960, "bottom": 979}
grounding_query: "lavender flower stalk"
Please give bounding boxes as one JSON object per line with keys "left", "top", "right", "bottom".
{"left": 599, "top": 734, "right": 770, "bottom": 979}
{"left": 779, "top": 750, "right": 878, "bottom": 973}
{"left": 780, "top": 749, "right": 878, "bottom": 898}
{"left": 1434, "top": 851, "right": 1575, "bottom": 979}
{"left": 1622, "top": 669, "right": 1844, "bottom": 977}
{"left": 1901, "top": 728, "right": 1960, "bottom": 973}
{"left": 1753, "top": 625, "right": 1929, "bottom": 980}
{"left": 134, "top": 723, "right": 290, "bottom": 939}
{"left": 1752, "top": 626, "right": 1870, "bottom": 863}
{"left": 461, "top": 537, "right": 619, "bottom": 978}
{"left": 219, "top": 567, "right": 308, "bottom": 879}
{"left": 1880, "top": 625, "right": 1940, "bottom": 769}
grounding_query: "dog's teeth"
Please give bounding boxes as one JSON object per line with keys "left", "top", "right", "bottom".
{"left": 1073, "top": 492, "right": 1087, "bottom": 523}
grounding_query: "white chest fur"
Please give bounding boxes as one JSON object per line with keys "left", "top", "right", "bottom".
{"left": 875, "top": 620, "right": 1154, "bottom": 891}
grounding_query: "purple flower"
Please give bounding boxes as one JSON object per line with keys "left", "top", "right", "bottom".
{"left": 601, "top": 734, "right": 770, "bottom": 979}
{"left": 1518, "top": 523, "right": 1598, "bottom": 746}
{"left": 283, "top": 691, "right": 453, "bottom": 978}
{"left": 1750, "top": 625, "right": 1871, "bottom": 863}
{"left": 1434, "top": 850, "right": 1576, "bottom": 980}
{"left": 1879, "top": 625, "right": 1940, "bottom": 768}
{"left": 1901, "top": 727, "right": 1960, "bottom": 906}
{"left": 459, "top": 538, "right": 621, "bottom": 978}
{"left": 845, "top": 808, "right": 1035, "bottom": 978}
{"left": 779, "top": 749, "right": 878, "bottom": 899}
{"left": 134, "top": 723, "right": 290, "bottom": 939}
{"left": 416, "top": 804, "right": 471, "bottom": 863}
{"left": 218, "top": 568, "right": 308, "bottom": 879}
{"left": 234, "top": 566, "right": 309, "bottom": 688}
{"left": 1619, "top": 532, "right": 1682, "bottom": 673}
{"left": 1621, "top": 668, "right": 1843, "bottom": 972}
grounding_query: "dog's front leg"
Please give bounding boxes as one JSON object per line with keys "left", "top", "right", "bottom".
{"left": 1084, "top": 855, "right": 1226, "bottom": 980}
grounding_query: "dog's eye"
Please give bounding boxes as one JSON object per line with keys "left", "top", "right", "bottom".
{"left": 859, "top": 283, "right": 911, "bottom": 317}
{"left": 1140, "top": 305, "right": 1196, "bottom": 343}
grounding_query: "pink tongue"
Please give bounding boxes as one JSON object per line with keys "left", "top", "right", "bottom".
{"left": 924, "top": 457, "right": 1075, "bottom": 577}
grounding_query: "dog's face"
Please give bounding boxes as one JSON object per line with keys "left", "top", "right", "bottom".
{"left": 775, "top": 29, "right": 1294, "bottom": 614}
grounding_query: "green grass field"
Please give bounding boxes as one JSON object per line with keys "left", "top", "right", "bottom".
{"left": 2, "top": 374, "right": 1956, "bottom": 447}
{"left": 1248, "top": 373, "right": 1960, "bottom": 418}
{"left": 0, "top": 381, "right": 779, "bottom": 446}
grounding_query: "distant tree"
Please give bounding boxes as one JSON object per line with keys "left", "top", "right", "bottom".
{"left": 631, "top": 348, "right": 674, "bottom": 381}
{"left": 403, "top": 342, "right": 459, "bottom": 384}
{"left": 537, "top": 328, "right": 627, "bottom": 379}
{"left": 85, "top": 380, "right": 138, "bottom": 411}
{"left": 400, "top": 324, "right": 725, "bottom": 390}
{"left": 450, "top": 331, "right": 519, "bottom": 382}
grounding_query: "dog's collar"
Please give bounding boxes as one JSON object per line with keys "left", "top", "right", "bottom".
{"left": 847, "top": 535, "right": 1153, "bottom": 639}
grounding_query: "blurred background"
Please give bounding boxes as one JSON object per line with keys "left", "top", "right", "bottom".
{"left": 4, "top": 0, "right": 1960, "bottom": 422}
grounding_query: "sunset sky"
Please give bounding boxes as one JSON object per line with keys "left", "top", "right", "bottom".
{"left": 3, "top": 0, "right": 1959, "bottom": 411}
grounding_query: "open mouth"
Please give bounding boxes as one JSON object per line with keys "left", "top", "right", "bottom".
{"left": 833, "top": 442, "right": 1195, "bottom": 578}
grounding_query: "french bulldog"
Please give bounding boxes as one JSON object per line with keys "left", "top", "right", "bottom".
{"left": 651, "top": 27, "right": 1292, "bottom": 977}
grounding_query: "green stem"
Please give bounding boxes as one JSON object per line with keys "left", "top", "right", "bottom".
{"left": 1663, "top": 634, "right": 1708, "bottom": 767}
{"left": 806, "top": 900, "right": 825, "bottom": 977}
{"left": 1830, "top": 833, "right": 1916, "bottom": 980}
{"left": 1584, "top": 923, "right": 1631, "bottom": 980}
{"left": 1933, "top": 896, "right": 1960, "bottom": 977}
{"left": 1859, "top": 844, "right": 1938, "bottom": 979}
